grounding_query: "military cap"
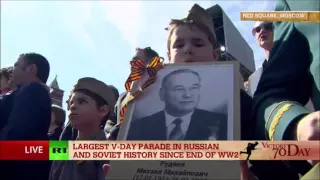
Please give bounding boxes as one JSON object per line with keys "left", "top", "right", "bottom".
{"left": 166, "top": 4, "right": 217, "bottom": 47}
{"left": 51, "top": 104, "right": 66, "bottom": 126}
{"left": 73, "top": 77, "right": 117, "bottom": 115}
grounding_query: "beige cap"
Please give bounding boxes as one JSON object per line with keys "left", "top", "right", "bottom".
{"left": 73, "top": 77, "right": 117, "bottom": 114}
{"left": 185, "top": 4, "right": 216, "bottom": 41}
{"left": 166, "top": 4, "right": 217, "bottom": 47}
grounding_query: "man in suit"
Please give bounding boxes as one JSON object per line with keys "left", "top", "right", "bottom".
{"left": 0, "top": 53, "right": 52, "bottom": 180}
{"left": 127, "top": 69, "right": 227, "bottom": 140}
{"left": 252, "top": 0, "right": 319, "bottom": 179}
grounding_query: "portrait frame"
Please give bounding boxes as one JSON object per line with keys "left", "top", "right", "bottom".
{"left": 118, "top": 61, "right": 240, "bottom": 141}
{"left": 107, "top": 61, "right": 242, "bottom": 180}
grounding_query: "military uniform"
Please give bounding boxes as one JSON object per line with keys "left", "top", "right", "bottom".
{"left": 252, "top": 0, "right": 319, "bottom": 179}
{"left": 301, "top": 163, "right": 320, "bottom": 180}
{"left": 253, "top": 0, "right": 319, "bottom": 141}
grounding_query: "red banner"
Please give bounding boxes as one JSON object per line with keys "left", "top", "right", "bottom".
{"left": 0, "top": 141, "right": 49, "bottom": 160}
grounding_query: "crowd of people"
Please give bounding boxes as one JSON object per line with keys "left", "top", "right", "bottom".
{"left": 0, "top": 0, "right": 319, "bottom": 180}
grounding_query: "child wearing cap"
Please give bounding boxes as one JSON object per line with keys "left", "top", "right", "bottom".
{"left": 49, "top": 77, "right": 117, "bottom": 180}
{"left": 164, "top": 4, "right": 257, "bottom": 179}
{"left": 103, "top": 4, "right": 254, "bottom": 179}
{"left": 165, "top": 3, "right": 254, "bottom": 138}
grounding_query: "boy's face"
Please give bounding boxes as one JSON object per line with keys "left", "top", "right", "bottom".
{"left": 168, "top": 24, "right": 219, "bottom": 63}
{"left": 68, "top": 91, "right": 103, "bottom": 129}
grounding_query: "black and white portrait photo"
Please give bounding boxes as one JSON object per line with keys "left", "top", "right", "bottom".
{"left": 108, "top": 62, "right": 241, "bottom": 180}
{"left": 121, "top": 62, "right": 240, "bottom": 141}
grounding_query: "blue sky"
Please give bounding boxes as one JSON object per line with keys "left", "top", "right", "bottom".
{"left": 1, "top": 1, "right": 275, "bottom": 109}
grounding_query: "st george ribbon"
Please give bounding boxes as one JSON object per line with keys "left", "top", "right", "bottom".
{"left": 119, "top": 56, "right": 164, "bottom": 124}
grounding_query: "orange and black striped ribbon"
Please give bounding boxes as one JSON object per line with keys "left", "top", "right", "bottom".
{"left": 124, "top": 59, "right": 146, "bottom": 91}
{"left": 119, "top": 56, "right": 164, "bottom": 124}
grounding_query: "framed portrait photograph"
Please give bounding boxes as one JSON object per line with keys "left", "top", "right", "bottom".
{"left": 107, "top": 61, "right": 241, "bottom": 180}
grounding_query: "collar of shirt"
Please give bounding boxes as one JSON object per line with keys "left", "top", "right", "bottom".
{"left": 76, "top": 130, "right": 106, "bottom": 140}
{"left": 262, "top": 59, "right": 268, "bottom": 70}
{"left": 165, "top": 111, "right": 194, "bottom": 136}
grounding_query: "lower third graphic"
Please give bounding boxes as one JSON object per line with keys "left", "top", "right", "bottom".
{"left": 240, "top": 141, "right": 259, "bottom": 160}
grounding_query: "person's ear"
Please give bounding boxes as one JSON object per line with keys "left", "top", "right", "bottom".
{"left": 212, "top": 49, "right": 220, "bottom": 61}
{"left": 99, "top": 105, "right": 109, "bottom": 119}
{"left": 28, "top": 64, "right": 38, "bottom": 76}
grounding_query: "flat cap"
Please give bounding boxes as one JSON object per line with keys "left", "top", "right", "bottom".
{"left": 73, "top": 77, "right": 117, "bottom": 114}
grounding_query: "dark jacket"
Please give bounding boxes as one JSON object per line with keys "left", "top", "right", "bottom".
{"left": 60, "top": 120, "right": 78, "bottom": 140}
{"left": 104, "top": 92, "right": 127, "bottom": 140}
{"left": 49, "top": 127, "right": 63, "bottom": 140}
{"left": 49, "top": 130, "right": 108, "bottom": 180}
{"left": 0, "top": 82, "right": 52, "bottom": 180}
{"left": 127, "top": 108, "right": 227, "bottom": 140}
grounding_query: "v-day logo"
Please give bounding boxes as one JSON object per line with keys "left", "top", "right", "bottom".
{"left": 240, "top": 142, "right": 259, "bottom": 160}
{"left": 262, "top": 142, "right": 311, "bottom": 159}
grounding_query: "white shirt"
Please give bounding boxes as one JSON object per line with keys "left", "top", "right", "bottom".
{"left": 165, "top": 111, "right": 193, "bottom": 139}
{"left": 248, "top": 67, "right": 264, "bottom": 97}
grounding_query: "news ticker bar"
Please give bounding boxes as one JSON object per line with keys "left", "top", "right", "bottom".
{"left": 0, "top": 141, "right": 319, "bottom": 161}
{"left": 240, "top": 11, "right": 320, "bottom": 22}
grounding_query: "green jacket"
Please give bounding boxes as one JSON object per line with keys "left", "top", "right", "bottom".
{"left": 253, "top": 0, "right": 320, "bottom": 141}
{"left": 250, "top": 0, "right": 319, "bottom": 179}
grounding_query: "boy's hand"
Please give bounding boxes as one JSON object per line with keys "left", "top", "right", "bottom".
{"left": 297, "top": 111, "right": 320, "bottom": 141}
{"left": 297, "top": 111, "right": 320, "bottom": 165}
{"left": 103, "top": 164, "right": 110, "bottom": 177}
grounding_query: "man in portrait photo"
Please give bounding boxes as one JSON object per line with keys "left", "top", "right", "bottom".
{"left": 127, "top": 69, "right": 227, "bottom": 140}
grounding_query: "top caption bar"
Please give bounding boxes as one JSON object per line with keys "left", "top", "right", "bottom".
{"left": 240, "top": 11, "right": 320, "bottom": 22}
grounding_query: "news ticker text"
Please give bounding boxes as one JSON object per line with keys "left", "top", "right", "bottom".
{"left": 0, "top": 141, "right": 318, "bottom": 161}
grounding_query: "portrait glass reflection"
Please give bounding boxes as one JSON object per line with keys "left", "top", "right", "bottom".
{"left": 124, "top": 63, "right": 238, "bottom": 141}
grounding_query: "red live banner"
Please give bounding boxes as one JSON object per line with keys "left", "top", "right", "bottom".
{"left": 0, "top": 141, "right": 49, "bottom": 160}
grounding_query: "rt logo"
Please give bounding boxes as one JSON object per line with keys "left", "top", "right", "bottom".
{"left": 240, "top": 142, "right": 259, "bottom": 160}
{"left": 52, "top": 147, "right": 67, "bottom": 154}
